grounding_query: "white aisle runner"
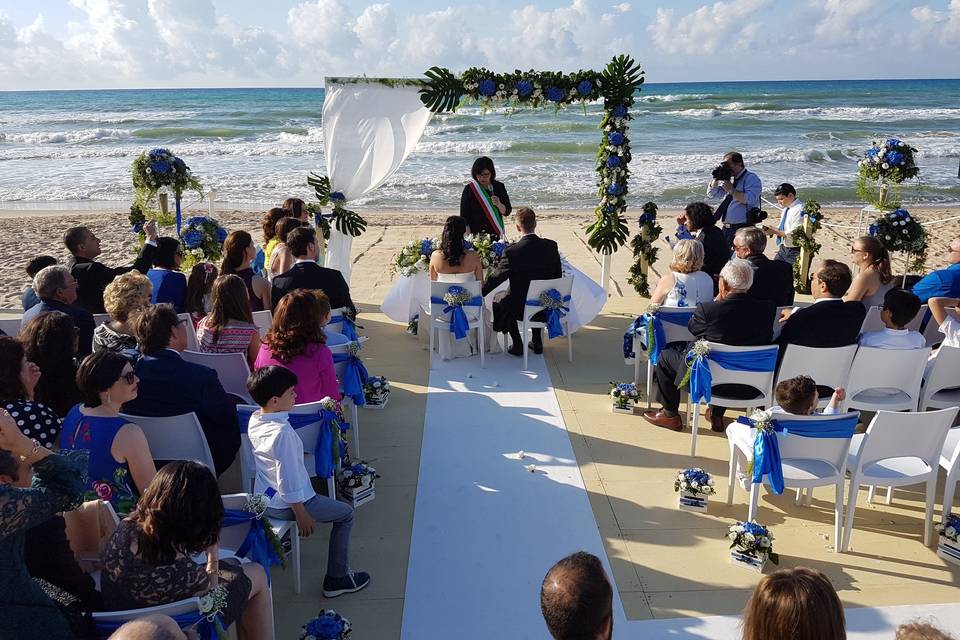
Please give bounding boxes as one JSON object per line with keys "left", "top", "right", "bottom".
{"left": 400, "top": 352, "right": 960, "bottom": 639}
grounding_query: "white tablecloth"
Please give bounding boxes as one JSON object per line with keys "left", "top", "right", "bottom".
{"left": 380, "top": 258, "right": 607, "bottom": 333}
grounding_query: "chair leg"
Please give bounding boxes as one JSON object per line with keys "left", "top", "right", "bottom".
{"left": 727, "top": 443, "right": 738, "bottom": 505}
{"left": 645, "top": 360, "right": 653, "bottom": 410}
{"left": 834, "top": 481, "right": 844, "bottom": 553}
{"left": 924, "top": 476, "right": 936, "bottom": 546}
{"left": 521, "top": 321, "right": 529, "bottom": 370}
{"left": 867, "top": 485, "right": 876, "bottom": 503}
{"left": 634, "top": 338, "right": 642, "bottom": 387}
{"left": 943, "top": 471, "right": 958, "bottom": 520}
{"left": 804, "top": 488, "right": 813, "bottom": 506}
{"left": 567, "top": 325, "right": 573, "bottom": 362}
{"left": 795, "top": 488, "right": 803, "bottom": 506}
{"left": 351, "top": 402, "right": 360, "bottom": 459}
{"left": 690, "top": 403, "right": 700, "bottom": 457}
{"left": 885, "top": 486, "right": 893, "bottom": 505}
{"left": 479, "top": 322, "right": 485, "bottom": 369}
{"left": 748, "top": 482, "right": 760, "bottom": 522}
{"left": 291, "top": 521, "right": 302, "bottom": 594}
{"left": 429, "top": 324, "right": 435, "bottom": 369}
{"left": 841, "top": 479, "right": 860, "bottom": 553}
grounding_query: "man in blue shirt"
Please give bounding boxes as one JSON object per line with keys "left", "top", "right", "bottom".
{"left": 707, "top": 151, "right": 762, "bottom": 247}
{"left": 912, "top": 236, "right": 960, "bottom": 302}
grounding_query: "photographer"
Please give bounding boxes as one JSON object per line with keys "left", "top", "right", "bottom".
{"left": 763, "top": 183, "right": 805, "bottom": 265}
{"left": 707, "top": 151, "right": 762, "bottom": 246}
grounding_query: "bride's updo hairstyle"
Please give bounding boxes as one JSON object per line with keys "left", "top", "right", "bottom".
{"left": 854, "top": 235, "right": 892, "bottom": 284}
{"left": 441, "top": 215, "right": 468, "bottom": 267}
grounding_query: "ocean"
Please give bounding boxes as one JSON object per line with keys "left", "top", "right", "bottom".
{"left": 1, "top": 79, "right": 958, "bottom": 211}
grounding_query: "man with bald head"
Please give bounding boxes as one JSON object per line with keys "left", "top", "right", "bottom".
{"left": 540, "top": 551, "right": 613, "bottom": 640}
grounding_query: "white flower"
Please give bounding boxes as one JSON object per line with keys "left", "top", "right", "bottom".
{"left": 946, "top": 526, "right": 957, "bottom": 538}
{"left": 903, "top": 229, "right": 909, "bottom": 234}
{"left": 743, "top": 532, "right": 755, "bottom": 543}
{"left": 728, "top": 532, "right": 738, "bottom": 540}
{"left": 882, "top": 163, "right": 890, "bottom": 169}
{"left": 885, "top": 235, "right": 892, "bottom": 240}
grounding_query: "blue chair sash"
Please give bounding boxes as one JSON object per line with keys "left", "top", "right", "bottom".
{"left": 237, "top": 407, "right": 348, "bottom": 478}
{"left": 332, "top": 352, "right": 369, "bottom": 406}
{"left": 631, "top": 310, "right": 695, "bottom": 365}
{"left": 525, "top": 289, "right": 572, "bottom": 339}
{"left": 221, "top": 508, "right": 283, "bottom": 585}
{"left": 429, "top": 293, "right": 483, "bottom": 340}
{"left": 736, "top": 413, "right": 859, "bottom": 495}
{"left": 96, "top": 611, "right": 224, "bottom": 640}
{"left": 329, "top": 314, "right": 359, "bottom": 342}
{"left": 686, "top": 346, "right": 778, "bottom": 405}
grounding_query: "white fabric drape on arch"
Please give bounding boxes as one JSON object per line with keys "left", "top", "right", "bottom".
{"left": 321, "top": 79, "right": 433, "bottom": 283}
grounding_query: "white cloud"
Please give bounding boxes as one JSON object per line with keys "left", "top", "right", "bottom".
{"left": 911, "top": 0, "right": 960, "bottom": 45}
{"left": 647, "top": 0, "right": 772, "bottom": 55}
{"left": 612, "top": 3, "right": 631, "bottom": 12}
{"left": 809, "top": 0, "right": 878, "bottom": 46}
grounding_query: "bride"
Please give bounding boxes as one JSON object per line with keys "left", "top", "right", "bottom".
{"left": 429, "top": 216, "right": 484, "bottom": 283}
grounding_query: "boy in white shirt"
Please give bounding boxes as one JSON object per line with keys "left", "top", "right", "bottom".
{"left": 929, "top": 296, "right": 960, "bottom": 348}
{"left": 769, "top": 375, "right": 844, "bottom": 417}
{"left": 859, "top": 288, "right": 926, "bottom": 350}
{"left": 246, "top": 365, "right": 370, "bottom": 597}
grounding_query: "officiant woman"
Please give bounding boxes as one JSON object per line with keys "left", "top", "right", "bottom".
{"left": 459, "top": 157, "right": 512, "bottom": 238}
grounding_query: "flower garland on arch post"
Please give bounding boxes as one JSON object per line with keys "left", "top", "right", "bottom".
{"left": 306, "top": 174, "right": 368, "bottom": 238}
{"left": 790, "top": 200, "right": 823, "bottom": 294}
{"left": 628, "top": 201, "right": 662, "bottom": 297}
{"left": 418, "top": 55, "right": 645, "bottom": 258}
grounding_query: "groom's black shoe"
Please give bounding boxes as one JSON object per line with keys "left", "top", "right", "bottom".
{"left": 528, "top": 341, "right": 543, "bottom": 355}
{"left": 507, "top": 344, "right": 524, "bottom": 357}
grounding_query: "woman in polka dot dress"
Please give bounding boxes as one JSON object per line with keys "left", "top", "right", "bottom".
{"left": 0, "top": 336, "right": 62, "bottom": 448}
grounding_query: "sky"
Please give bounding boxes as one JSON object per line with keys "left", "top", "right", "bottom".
{"left": 0, "top": 0, "right": 958, "bottom": 90}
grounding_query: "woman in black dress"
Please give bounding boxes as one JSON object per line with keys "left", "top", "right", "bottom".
{"left": 459, "top": 156, "right": 512, "bottom": 238}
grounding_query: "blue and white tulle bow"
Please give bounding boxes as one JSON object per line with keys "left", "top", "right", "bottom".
{"left": 332, "top": 351, "right": 369, "bottom": 406}
{"left": 237, "top": 407, "right": 349, "bottom": 478}
{"left": 222, "top": 506, "right": 283, "bottom": 585}
{"left": 626, "top": 309, "right": 696, "bottom": 365}
{"left": 684, "top": 343, "right": 778, "bottom": 405}
{"left": 430, "top": 286, "right": 482, "bottom": 340}
{"left": 527, "top": 288, "right": 572, "bottom": 339}
{"left": 736, "top": 412, "right": 858, "bottom": 495}
{"left": 329, "top": 313, "right": 359, "bottom": 342}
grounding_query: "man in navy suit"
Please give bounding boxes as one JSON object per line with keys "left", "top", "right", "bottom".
{"left": 21, "top": 265, "right": 95, "bottom": 357}
{"left": 271, "top": 227, "right": 356, "bottom": 315}
{"left": 122, "top": 304, "right": 239, "bottom": 476}
{"left": 778, "top": 259, "right": 866, "bottom": 349}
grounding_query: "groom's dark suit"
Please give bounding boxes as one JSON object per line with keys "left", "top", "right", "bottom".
{"left": 482, "top": 233, "right": 562, "bottom": 348}
{"left": 271, "top": 260, "right": 356, "bottom": 315}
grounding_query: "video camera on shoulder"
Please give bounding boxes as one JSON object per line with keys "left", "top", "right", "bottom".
{"left": 746, "top": 207, "right": 767, "bottom": 224}
{"left": 712, "top": 163, "right": 734, "bottom": 182}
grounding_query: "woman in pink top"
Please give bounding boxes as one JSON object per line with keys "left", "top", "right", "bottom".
{"left": 254, "top": 288, "right": 341, "bottom": 403}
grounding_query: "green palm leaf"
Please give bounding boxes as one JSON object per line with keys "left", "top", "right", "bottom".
{"left": 419, "top": 66, "right": 465, "bottom": 113}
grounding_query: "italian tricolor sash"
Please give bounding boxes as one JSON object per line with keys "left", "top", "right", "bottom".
{"left": 468, "top": 179, "right": 505, "bottom": 237}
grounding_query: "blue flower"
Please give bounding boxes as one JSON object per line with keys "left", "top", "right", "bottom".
{"left": 546, "top": 86, "right": 565, "bottom": 102}
{"left": 608, "top": 132, "right": 625, "bottom": 146}
{"left": 576, "top": 79, "right": 593, "bottom": 96}
{"left": 612, "top": 105, "right": 628, "bottom": 118}
{"left": 607, "top": 184, "right": 624, "bottom": 196}
{"left": 868, "top": 223, "right": 879, "bottom": 236}
{"left": 330, "top": 192, "right": 346, "bottom": 202}
{"left": 606, "top": 155, "right": 621, "bottom": 168}
{"left": 866, "top": 147, "right": 879, "bottom": 158}
{"left": 478, "top": 79, "right": 497, "bottom": 97}
{"left": 186, "top": 216, "right": 208, "bottom": 227}
{"left": 462, "top": 240, "right": 474, "bottom": 251}
{"left": 742, "top": 521, "right": 768, "bottom": 536}
{"left": 305, "top": 615, "right": 345, "bottom": 640}
{"left": 515, "top": 80, "right": 534, "bottom": 98}
{"left": 885, "top": 150, "right": 904, "bottom": 166}
{"left": 886, "top": 138, "right": 902, "bottom": 148}
{"left": 215, "top": 227, "right": 228, "bottom": 243}
{"left": 132, "top": 222, "right": 143, "bottom": 234}
{"left": 492, "top": 241, "right": 505, "bottom": 257}
{"left": 151, "top": 160, "right": 170, "bottom": 175}
{"left": 182, "top": 229, "right": 203, "bottom": 249}
{"left": 419, "top": 239, "right": 433, "bottom": 256}
{"left": 148, "top": 148, "right": 169, "bottom": 160}
{"left": 605, "top": 204, "right": 618, "bottom": 214}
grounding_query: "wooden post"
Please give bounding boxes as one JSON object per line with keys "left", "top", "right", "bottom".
{"left": 600, "top": 252, "right": 612, "bottom": 294}
{"left": 158, "top": 192, "right": 169, "bottom": 217}
{"left": 797, "top": 215, "right": 814, "bottom": 293}
{"left": 207, "top": 189, "right": 217, "bottom": 217}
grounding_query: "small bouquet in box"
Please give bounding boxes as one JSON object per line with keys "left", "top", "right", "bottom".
{"left": 728, "top": 521, "right": 778, "bottom": 572}
{"left": 363, "top": 376, "right": 390, "bottom": 409}
{"left": 935, "top": 513, "right": 960, "bottom": 565}
{"left": 300, "top": 609, "right": 352, "bottom": 640}
{"left": 336, "top": 461, "right": 378, "bottom": 508}
{"left": 674, "top": 467, "right": 716, "bottom": 512}
{"left": 609, "top": 381, "right": 641, "bottom": 414}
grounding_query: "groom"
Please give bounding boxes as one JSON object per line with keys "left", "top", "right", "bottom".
{"left": 483, "top": 207, "right": 562, "bottom": 356}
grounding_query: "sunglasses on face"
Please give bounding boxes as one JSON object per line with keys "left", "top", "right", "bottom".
{"left": 119, "top": 371, "right": 137, "bottom": 385}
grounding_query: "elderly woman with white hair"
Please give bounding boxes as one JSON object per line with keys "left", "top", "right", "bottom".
{"left": 649, "top": 239, "right": 716, "bottom": 307}
{"left": 642, "top": 258, "right": 777, "bottom": 433}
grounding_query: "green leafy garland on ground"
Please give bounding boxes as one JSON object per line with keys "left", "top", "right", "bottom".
{"left": 627, "top": 202, "right": 662, "bottom": 296}
{"left": 418, "top": 55, "right": 645, "bottom": 255}
{"left": 790, "top": 200, "right": 822, "bottom": 294}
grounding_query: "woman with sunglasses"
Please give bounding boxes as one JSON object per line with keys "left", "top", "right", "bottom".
{"left": 844, "top": 235, "right": 895, "bottom": 308}
{"left": 60, "top": 350, "right": 157, "bottom": 516}
{"left": 147, "top": 237, "right": 187, "bottom": 313}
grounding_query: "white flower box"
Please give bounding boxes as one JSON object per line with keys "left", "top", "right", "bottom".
{"left": 338, "top": 480, "right": 375, "bottom": 509}
{"left": 730, "top": 550, "right": 767, "bottom": 573}
{"left": 678, "top": 490, "right": 708, "bottom": 512}
{"left": 363, "top": 396, "right": 389, "bottom": 410}
{"left": 611, "top": 403, "right": 635, "bottom": 415}
{"left": 937, "top": 535, "right": 960, "bottom": 565}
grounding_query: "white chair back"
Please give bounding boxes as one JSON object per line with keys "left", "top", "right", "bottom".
{"left": 773, "top": 412, "right": 859, "bottom": 474}
{"left": 776, "top": 344, "right": 858, "bottom": 407}
{"left": 843, "top": 345, "right": 931, "bottom": 411}
{"left": 252, "top": 309, "right": 272, "bottom": 337}
{"left": 91, "top": 597, "right": 201, "bottom": 626}
{"left": 853, "top": 409, "right": 958, "bottom": 474}
{"left": 428, "top": 281, "right": 484, "bottom": 325}
{"left": 701, "top": 342, "right": 779, "bottom": 408}
{"left": 0, "top": 317, "right": 22, "bottom": 336}
{"left": 861, "top": 304, "right": 928, "bottom": 334}
{"left": 920, "top": 345, "right": 960, "bottom": 411}
{"left": 178, "top": 313, "right": 199, "bottom": 351}
{"left": 220, "top": 492, "right": 255, "bottom": 551}
{"left": 119, "top": 411, "right": 215, "bottom": 471}
{"left": 923, "top": 306, "right": 955, "bottom": 347}
{"left": 656, "top": 306, "right": 696, "bottom": 344}
{"left": 522, "top": 277, "right": 574, "bottom": 325}
{"left": 180, "top": 350, "right": 253, "bottom": 404}
{"left": 909, "top": 304, "right": 929, "bottom": 332}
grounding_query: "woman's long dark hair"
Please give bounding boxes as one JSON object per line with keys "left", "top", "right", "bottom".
{"left": 130, "top": 460, "right": 224, "bottom": 565}
{"left": 220, "top": 230, "right": 253, "bottom": 275}
{"left": 206, "top": 275, "right": 254, "bottom": 343}
{"left": 261, "top": 207, "right": 289, "bottom": 245}
{"left": 20, "top": 312, "right": 77, "bottom": 407}
{"left": 0, "top": 337, "right": 28, "bottom": 402}
{"left": 441, "top": 216, "right": 467, "bottom": 267}
{"left": 185, "top": 262, "right": 218, "bottom": 316}
{"left": 856, "top": 235, "right": 893, "bottom": 284}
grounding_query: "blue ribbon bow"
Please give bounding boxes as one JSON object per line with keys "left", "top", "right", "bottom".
{"left": 221, "top": 508, "right": 283, "bottom": 585}
{"left": 526, "top": 288, "right": 572, "bottom": 339}
{"left": 237, "top": 407, "right": 349, "bottom": 478}
{"left": 629, "top": 310, "right": 696, "bottom": 364}
{"left": 686, "top": 346, "right": 778, "bottom": 405}
{"left": 329, "top": 314, "right": 359, "bottom": 342}
{"left": 736, "top": 413, "right": 859, "bottom": 495}
{"left": 332, "top": 351, "right": 369, "bottom": 406}
{"left": 96, "top": 611, "right": 224, "bottom": 640}
{"left": 430, "top": 287, "right": 483, "bottom": 340}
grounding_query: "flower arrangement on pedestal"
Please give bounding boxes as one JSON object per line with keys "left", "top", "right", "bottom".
{"left": 131, "top": 147, "right": 203, "bottom": 229}
{"left": 609, "top": 381, "right": 641, "bottom": 413}
{"left": 856, "top": 138, "right": 919, "bottom": 209}
{"left": 868, "top": 207, "right": 928, "bottom": 273}
{"left": 300, "top": 609, "right": 352, "bottom": 640}
{"left": 728, "top": 521, "right": 778, "bottom": 572}
{"left": 628, "top": 202, "right": 663, "bottom": 297}
{"left": 790, "top": 200, "right": 824, "bottom": 293}
{"left": 392, "top": 237, "right": 437, "bottom": 277}
{"left": 675, "top": 467, "right": 716, "bottom": 512}
{"left": 180, "top": 216, "right": 229, "bottom": 270}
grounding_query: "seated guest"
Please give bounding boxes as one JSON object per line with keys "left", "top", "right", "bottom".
{"left": 185, "top": 262, "right": 218, "bottom": 326}
{"left": 255, "top": 289, "right": 341, "bottom": 404}
{"left": 778, "top": 260, "right": 866, "bottom": 349}
{"left": 21, "top": 255, "right": 57, "bottom": 312}
{"left": 147, "top": 237, "right": 187, "bottom": 313}
{"left": 60, "top": 350, "right": 156, "bottom": 516}
{"left": 732, "top": 226, "right": 794, "bottom": 307}
{"left": 482, "top": 207, "right": 563, "bottom": 356}
{"left": 429, "top": 215, "right": 484, "bottom": 283}
{"left": 859, "top": 288, "right": 925, "bottom": 349}
{"left": 649, "top": 239, "right": 714, "bottom": 307}
{"left": 94, "top": 272, "right": 152, "bottom": 353}
{"left": 247, "top": 366, "right": 370, "bottom": 597}
{"left": 845, "top": 235, "right": 895, "bottom": 308}
{"left": 271, "top": 226, "right": 356, "bottom": 316}
{"left": 540, "top": 551, "right": 613, "bottom": 640}
{"left": 101, "top": 461, "right": 273, "bottom": 639}
{"left": 742, "top": 567, "right": 845, "bottom": 640}
{"left": 64, "top": 220, "right": 158, "bottom": 314}
{"left": 20, "top": 312, "right": 82, "bottom": 418}
{"left": 643, "top": 259, "right": 776, "bottom": 432}
{"left": 763, "top": 182, "right": 805, "bottom": 265}
{"left": 896, "top": 622, "right": 956, "bottom": 640}
{"left": 197, "top": 275, "right": 261, "bottom": 367}
{"left": 123, "top": 304, "right": 239, "bottom": 476}
{"left": 929, "top": 296, "right": 960, "bottom": 348}
{"left": 770, "top": 375, "right": 843, "bottom": 416}
{"left": 22, "top": 264, "right": 94, "bottom": 357}
{"left": 266, "top": 217, "right": 303, "bottom": 282}
{"left": 221, "top": 231, "right": 272, "bottom": 312}
{"left": 0, "top": 336, "right": 63, "bottom": 448}
{"left": 677, "top": 201, "right": 729, "bottom": 290}
{"left": 261, "top": 206, "right": 292, "bottom": 269}
{"left": 283, "top": 197, "right": 309, "bottom": 224}
{"left": 0, "top": 411, "right": 87, "bottom": 640}
{"left": 912, "top": 235, "right": 960, "bottom": 302}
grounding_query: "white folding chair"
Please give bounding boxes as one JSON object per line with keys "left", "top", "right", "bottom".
{"left": 919, "top": 345, "right": 960, "bottom": 411}
{"left": 520, "top": 277, "right": 574, "bottom": 370}
{"left": 632, "top": 307, "right": 696, "bottom": 410}
{"left": 841, "top": 346, "right": 931, "bottom": 413}
{"left": 327, "top": 306, "right": 363, "bottom": 341}
{"left": 859, "top": 305, "right": 884, "bottom": 334}
{"left": 923, "top": 306, "right": 955, "bottom": 347}
{"left": 221, "top": 492, "right": 300, "bottom": 594}
{"left": 841, "top": 407, "right": 959, "bottom": 552}
{"left": 251, "top": 309, "right": 272, "bottom": 337}
{"left": 119, "top": 411, "right": 216, "bottom": 471}
{"left": 689, "top": 342, "right": 779, "bottom": 457}
{"left": 0, "top": 317, "right": 22, "bottom": 336}
{"left": 939, "top": 428, "right": 960, "bottom": 520}
{"left": 180, "top": 350, "right": 254, "bottom": 404}
{"left": 428, "top": 280, "right": 485, "bottom": 369}
{"left": 726, "top": 411, "right": 859, "bottom": 551}
{"left": 178, "top": 313, "right": 199, "bottom": 351}
{"left": 328, "top": 343, "right": 362, "bottom": 458}
{"left": 91, "top": 597, "right": 204, "bottom": 635}
{"left": 775, "top": 344, "right": 859, "bottom": 409}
